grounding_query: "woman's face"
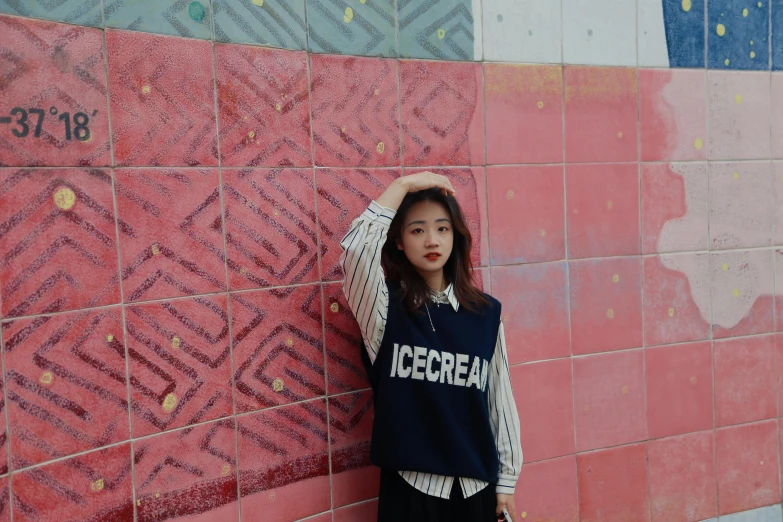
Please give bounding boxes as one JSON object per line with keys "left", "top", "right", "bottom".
{"left": 396, "top": 200, "right": 454, "bottom": 278}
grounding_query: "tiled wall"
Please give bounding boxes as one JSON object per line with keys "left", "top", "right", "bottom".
{"left": 1, "top": 0, "right": 783, "bottom": 521}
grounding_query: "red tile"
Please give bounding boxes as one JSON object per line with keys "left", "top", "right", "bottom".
{"left": 646, "top": 342, "right": 714, "bottom": 439}
{"left": 510, "top": 359, "right": 575, "bottom": 462}
{"left": 473, "top": 266, "right": 489, "bottom": 293}
{"left": 237, "top": 400, "right": 331, "bottom": 522}
{"left": 778, "top": 334, "right": 783, "bottom": 416}
{"left": 215, "top": 44, "right": 311, "bottom": 167}
{"left": 311, "top": 54, "right": 400, "bottom": 167}
{"left": 566, "top": 163, "right": 640, "bottom": 259}
{"left": 569, "top": 257, "right": 643, "bottom": 356}
{"left": 643, "top": 254, "right": 711, "bottom": 347}
{"left": 307, "top": 514, "right": 335, "bottom": 522}
{"left": 564, "top": 67, "right": 638, "bottom": 163}
{"left": 491, "top": 263, "right": 570, "bottom": 364}
{"left": 484, "top": 64, "right": 564, "bottom": 164}
{"left": 106, "top": 30, "right": 217, "bottom": 167}
{"left": 115, "top": 168, "right": 226, "bottom": 302}
{"left": 709, "top": 162, "right": 773, "bottom": 250}
{"left": 577, "top": 443, "right": 650, "bottom": 522}
{"left": 231, "top": 285, "right": 325, "bottom": 413}
{"left": 716, "top": 420, "right": 781, "bottom": 515}
{"left": 0, "top": 168, "right": 120, "bottom": 317}
{"left": 323, "top": 282, "right": 369, "bottom": 394}
{"left": 12, "top": 443, "right": 133, "bottom": 522}
{"left": 126, "top": 295, "right": 233, "bottom": 438}
{"left": 574, "top": 351, "right": 647, "bottom": 451}
{"left": 0, "top": 16, "right": 110, "bottom": 167}
{"left": 714, "top": 335, "right": 777, "bottom": 427}
{"left": 400, "top": 60, "right": 484, "bottom": 166}
{"left": 223, "top": 168, "right": 319, "bottom": 290}
{"left": 0, "top": 476, "right": 8, "bottom": 522}
{"left": 333, "top": 501, "right": 377, "bottom": 522}
{"left": 648, "top": 432, "right": 717, "bottom": 522}
{"left": 487, "top": 165, "right": 565, "bottom": 265}
{"left": 2, "top": 308, "right": 129, "bottom": 468}
{"left": 514, "top": 456, "right": 578, "bottom": 522}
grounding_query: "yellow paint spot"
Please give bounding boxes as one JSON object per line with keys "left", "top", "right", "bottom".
{"left": 286, "top": 338, "right": 293, "bottom": 346}
{"left": 240, "top": 266, "right": 247, "bottom": 275}
{"left": 537, "top": 101, "right": 544, "bottom": 109}
{"left": 733, "top": 288, "right": 740, "bottom": 297}
{"left": 141, "top": 85, "right": 151, "bottom": 94}
{"left": 273, "top": 209, "right": 279, "bottom": 216}
{"left": 750, "top": 51, "right": 756, "bottom": 58}
{"left": 584, "top": 406, "right": 590, "bottom": 412}
{"left": 330, "top": 302, "right": 340, "bottom": 313}
{"left": 107, "top": 334, "right": 114, "bottom": 342}
{"left": 171, "top": 336, "right": 181, "bottom": 350}
{"left": 617, "top": 131, "right": 623, "bottom": 138}
{"left": 621, "top": 386, "right": 628, "bottom": 394}
{"left": 437, "top": 28, "right": 445, "bottom": 39}
{"left": 502, "top": 314, "right": 509, "bottom": 323}
{"left": 162, "top": 393, "right": 177, "bottom": 412}
{"left": 151, "top": 243, "right": 161, "bottom": 256}
{"left": 612, "top": 274, "right": 620, "bottom": 283}
{"left": 607, "top": 309, "right": 614, "bottom": 319}
{"left": 341, "top": 126, "right": 346, "bottom": 133}
{"left": 694, "top": 137, "right": 704, "bottom": 150}
{"left": 243, "top": 115, "right": 248, "bottom": 121}
{"left": 91, "top": 479, "right": 104, "bottom": 492}
{"left": 734, "top": 171, "right": 740, "bottom": 179}
{"left": 751, "top": 40, "right": 754, "bottom": 45}
{"left": 376, "top": 141, "right": 385, "bottom": 154}
{"left": 53, "top": 187, "right": 76, "bottom": 210}
{"left": 690, "top": 376, "right": 698, "bottom": 385}
{"left": 360, "top": 0, "right": 366, "bottom": 3}
{"left": 682, "top": 0, "right": 692, "bottom": 11}
{"left": 252, "top": 0, "right": 264, "bottom": 5}
{"left": 374, "top": 88, "right": 380, "bottom": 95}
{"left": 248, "top": 130, "right": 255, "bottom": 139}
{"left": 272, "top": 378, "right": 284, "bottom": 392}
{"left": 137, "top": 500, "right": 141, "bottom": 507}
{"left": 723, "top": 263, "right": 729, "bottom": 271}
{"left": 269, "top": 492, "right": 277, "bottom": 502}
{"left": 275, "top": 102, "right": 282, "bottom": 112}
{"left": 759, "top": 1, "right": 763, "bottom": 6}
{"left": 155, "top": 490, "right": 160, "bottom": 499}
{"left": 725, "top": 58, "right": 730, "bottom": 66}
{"left": 221, "top": 464, "right": 232, "bottom": 476}
{"left": 668, "top": 307, "right": 675, "bottom": 317}
{"left": 344, "top": 7, "right": 353, "bottom": 23}
{"left": 540, "top": 229, "right": 546, "bottom": 237}
{"left": 743, "top": 8, "right": 749, "bottom": 16}
{"left": 507, "top": 189, "right": 514, "bottom": 200}
{"left": 735, "top": 94, "right": 743, "bottom": 104}
{"left": 40, "top": 371, "right": 53, "bottom": 385}
{"left": 607, "top": 200, "right": 613, "bottom": 210}
{"left": 716, "top": 24, "right": 726, "bottom": 37}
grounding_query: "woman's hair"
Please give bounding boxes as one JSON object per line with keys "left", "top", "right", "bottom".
{"left": 381, "top": 188, "right": 490, "bottom": 314}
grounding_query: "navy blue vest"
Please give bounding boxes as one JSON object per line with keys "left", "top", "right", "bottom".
{"left": 362, "top": 284, "right": 502, "bottom": 483}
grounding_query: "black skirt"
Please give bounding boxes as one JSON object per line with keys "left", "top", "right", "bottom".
{"left": 377, "top": 469, "right": 498, "bottom": 522}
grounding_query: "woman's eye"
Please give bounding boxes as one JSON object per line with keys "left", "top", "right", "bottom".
{"left": 439, "top": 227, "right": 450, "bottom": 232}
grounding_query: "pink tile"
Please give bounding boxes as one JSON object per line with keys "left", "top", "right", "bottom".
{"left": 2, "top": 308, "right": 129, "bottom": 468}
{"left": 773, "top": 162, "right": 783, "bottom": 246}
{"left": 514, "top": 456, "right": 578, "bottom": 522}
{"left": 708, "top": 71, "right": 771, "bottom": 161}
{"left": 773, "top": 74, "right": 783, "bottom": 159}
{"left": 573, "top": 350, "right": 647, "bottom": 452}
{"left": 473, "top": 266, "right": 490, "bottom": 293}
{"left": 778, "top": 250, "right": 783, "bottom": 331}
{"left": 106, "top": 30, "right": 217, "bottom": 167}
{"left": 311, "top": 54, "right": 400, "bottom": 167}
{"left": 510, "top": 359, "right": 575, "bottom": 462}
{"left": 323, "top": 282, "right": 369, "bottom": 394}
{"left": 709, "top": 161, "right": 773, "bottom": 249}
{"left": 400, "top": 60, "right": 484, "bottom": 166}
{"left": 215, "top": 44, "right": 311, "bottom": 167}
{"left": 126, "top": 295, "right": 233, "bottom": 438}
{"left": 487, "top": 165, "right": 565, "bottom": 265}
{"left": 491, "top": 263, "right": 570, "bottom": 364}
{"left": 566, "top": 163, "right": 640, "bottom": 259}
{"left": 134, "top": 418, "right": 238, "bottom": 522}
{"left": 569, "top": 257, "right": 643, "bottom": 356}
{"left": 484, "top": 64, "right": 564, "bottom": 164}
{"left": 639, "top": 69, "right": 707, "bottom": 162}
{"left": 306, "top": 514, "right": 334, "bottom": 522}
{"left": 577, "top": 443, "right": 650, "bottom": 522}
{"left": 777, "top": 334, "right": 783, "bottom": 413}
{"left": 0, "top": 476, "right": 8, "bottom": 522}
{"left": 714, "top": 335, "right": 777, "bottom": 427}
{"left": 223, "top": 168, "right": 319, "bottom": 290}
{"left": 648, "top": 432, "right": 717, "bottom": 522}
{"left": 115, "top": 168, "right": 226, "bottom": 302}
{"left": 646, "top": 342, "right": 714, "bottom": 438}
{"left": 0, "top": 168, "right": 120, "bottom": 317}
{"left": 333, "top": 501, "right": 377, "bottom": 522}
{"left": 237, "top": 400, "right": 331, "bottom": 522}
{"left": 716, "top": 420, "right": 781, "bottom": 515}
{"left": 564, "top": 67, "right": 638, "bottom": 163}
{"left": 643, "top": 254, "right": 711, "bottom": 347}
{"left": 231, "top": 284, "right": 325, "bottom": 413}
{"left": 641, "top": 162, "right": 709, "bottom": 254}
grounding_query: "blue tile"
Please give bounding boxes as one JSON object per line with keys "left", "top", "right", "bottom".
{"left": 772, "top": 0, "right": 783, "bottom": 69}
{"left": 104, "top": 0, "right": 212, "bottom": 39}
{"left": 307, "top": 0, "right": 397, "bottom": 57}
{"left": 661, "top": 0, "right": 705, "bottom": 67}
{"left": 719, "top": 504, "right": 782, "bottom": 522}
{"left": 213, "top": 0, "right": 307, "bottom": 49}
{"left": 0, "top": 0, "right": 102, "bottom": 26}
{"left": 398, "top": 0, "right": 479, "bottom": 60}
{"left": 708, "top": 0, "right": 770, "bottom": 70}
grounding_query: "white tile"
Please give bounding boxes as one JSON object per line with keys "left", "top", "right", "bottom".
{"left": 638, "top": 0, "right": 670, "bottom": 67}
{"left": 719, "top": 504, "right": 782, "bottom": 522}
{"left": 562, "top": 0, "right": 636, "bottom": 66}
{"left": 473, "top": 0, "right": 484, "bottom": 61}
{"left": 482, "top": 0, "right": 562, "bottom": 63}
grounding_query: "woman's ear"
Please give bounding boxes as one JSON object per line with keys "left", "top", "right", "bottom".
{"left": 395, "top": 238, "right": 403, "bottom": 251}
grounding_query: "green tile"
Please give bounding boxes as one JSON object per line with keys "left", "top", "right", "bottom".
{"left": 307, "top": 0, "right": 397, "bottom": 57}
{"left": 213, "top": 0, "right": 307, "bottom": 49}
{"left": 104, "top": 0, "right": 212, "bottom": 39}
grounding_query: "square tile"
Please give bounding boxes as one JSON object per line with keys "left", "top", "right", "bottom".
{"left": 639, "top": 0, "right": 706, "bottom": 68}
{"left": 708, "top": 71, "right": 771, "bottom": 160}
{"left": 564, "top": 67, "right": 637, "bottom": 163}
{"left": 223, "top": 168, "right": 319, "bottom": 290}
{"left": 104, "top": 0, "right": 212, "bottom": 38}
{"left": 307, "top": 0, "right": 397, "bottom": 57}
{"left": 710, "top": 162, "right": 773, "bottom": 250}
{"left": 716, "top": 420, "right": 781, "bottom": 515}
{"left": 213, "top": 0, "right": 307, "bottom": 49}
{"left": 646, "top": 342, "right": 714, "bottom": 438}
{"left": 334, "top": 501, "right": 377, "bottom": 522}
{"left": 215, "top": 45, "right": 312, "bottom": 168}
{"left": 491, "top": 263, "right": 570, "bottom": 364}
{"left": 648, "top": 432, "right": 717, "bottom": 522}
{"left": 639, "top": 69, "right": 707, "bottom": 161}
{"left": 566, "top": 163, "right": 640, "bottom": 259}
{"left": 714, "top": 335, "right": 776, "bottom": 427}
{"left": 514, "top": 456, "right": 578, "bottom": 522}
{"left": 573, "top": 350, "right": 647, "bottom": 451}
{"left": 106, "top": 30, "right": 217, "bottom": 167}
{"left": 772, "top": 76, "right": 783, "bottom": 157}
{"left": 510, "top": 359, "right": 575, "bottom": 462}
{"left": 0, "top": 0, "right": 101, "bottom": 26}
{"left": 126, "top": 295, "right": 233, "bottom": 438}
{"left": 310, "top": 54, "right": 401, "bottom": 167}
{"left": 778, "top": 334, "right": 783, "bottom": 411}
{"left": 487, "top": 165, "right": 565, "bottom": 264}
{"left": 231, "top": 285, "right": 325, "bottom": 413}
{"left": 400, "top": 60, "right": 484, "bottom": 166}
{"left": 115, "top": 168, "right": 226, "bottom": 302}
{"left": 641, "top": 162, "right": 709, "bottom": 254}
{"left": 398, "top": 0, "right": 482, "bottom": 61}
{"left": 134, "top": 418, "right": 238, "bottom": 522}
{"left": 484, "top": 65, "right": 564, "bottom": 165}
{"left": 237, "top": 400, "right": 331, "bottom": 522}
{"left": 577, "top": 443, "right": 650, "bottom": 522}
{"left": 643, "top": 254, "right": 711, "bottom": 347}
{"left": 482, "top": 0, "right": 561, "bottom": 63}
{"left": 721, "top": 505, "right": 783, "bottom": 522}
{"left": 0, "top": 168, "right": 120, "bottom": 317}
{"left": 323, "top": 282, "right": 369, "bottom": 394}
{"left": 0, "top": 476, "right": 8, "bottom": 522}
{"left": 774, "top": 163, "right": 783, "bottom": 245}
{"left": 0, "top": 16, "right": 111, "bottom": 167}
{"left": 562, "top": 0, "right": 636, "bottom": 66}
{"left": 708, "top": 0, "right": 770, "bottom": 70}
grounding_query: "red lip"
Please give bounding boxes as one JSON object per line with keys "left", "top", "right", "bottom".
{"left": 424, "top": 253, "right": 441, "bottom": 260}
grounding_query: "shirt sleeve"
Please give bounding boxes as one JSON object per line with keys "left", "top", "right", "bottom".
{"left": 487, "top": 321, "right": 523, "bottom": 495}
{"left": 338, "top": 200, "right": 396, "bottom": 364}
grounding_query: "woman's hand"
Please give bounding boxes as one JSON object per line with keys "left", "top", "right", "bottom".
{"left": 376, "top": 171, "right": 456, "bottom": 211}
{"left": 496, "top": 494, "right": 517, "bottom": 521}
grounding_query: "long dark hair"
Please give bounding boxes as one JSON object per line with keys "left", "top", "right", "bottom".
{"left": 381, "top": 188, "right": 490, "bottom": 314}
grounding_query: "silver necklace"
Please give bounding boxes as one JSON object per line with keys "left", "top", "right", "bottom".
{"left": 424, "top": 301, "right": 436, "bottom": 332}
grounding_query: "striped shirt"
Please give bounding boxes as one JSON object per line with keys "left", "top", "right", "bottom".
{"left": 338, "top": 200, "right": 522, "bottom": 499}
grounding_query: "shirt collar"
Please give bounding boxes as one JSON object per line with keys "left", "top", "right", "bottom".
{"left": 432, "top": 283, "right": 460, "bottom": 312}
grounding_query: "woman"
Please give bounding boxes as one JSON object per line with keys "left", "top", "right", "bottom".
{"left": 339, "top": 171, "right": 522, "bottom": 522}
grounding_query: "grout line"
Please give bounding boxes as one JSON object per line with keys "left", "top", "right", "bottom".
{"left": 0, "top": 309, "right": 11, "bottom": 522}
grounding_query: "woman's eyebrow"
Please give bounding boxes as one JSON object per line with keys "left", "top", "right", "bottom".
{"left": 405, "top": 217, "right": 452, "bottom": 228}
